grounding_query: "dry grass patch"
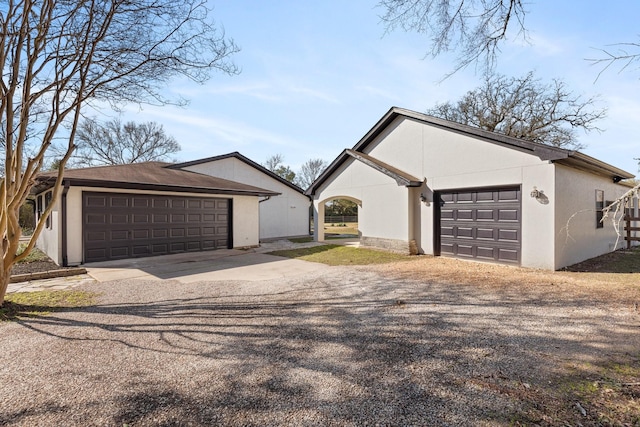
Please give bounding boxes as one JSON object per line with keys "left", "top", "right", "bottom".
{"left": 368, "top": 251, "right": 640, "bottom": 305}
{"left": 0, "top": 290, "right": 98, "bottom": 321}
{"left": 268, "top": 244, "right": 415, "bottom": 265}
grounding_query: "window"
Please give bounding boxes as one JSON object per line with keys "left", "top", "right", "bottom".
{"left": 595, "top": 190, "right": 604, "bottom": 229}
{"left": 44, "top": 191, "right": 53, "bottom": 229}
{"left": 36, "top": 194, "right": 43, "bottom": 220}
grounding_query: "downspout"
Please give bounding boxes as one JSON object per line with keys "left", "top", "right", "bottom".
{"left": 258, "top": 196, "right": 271, "bottom": 203}
{"left": 61, "top": 181, "right": 69, "bottom": 267}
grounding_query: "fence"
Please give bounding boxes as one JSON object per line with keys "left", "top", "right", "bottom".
{"left": 624, "top": 215, "right": 640, "bottom": 249}
{"left": 324, "top": 215, "right": 357, "bottom": 223}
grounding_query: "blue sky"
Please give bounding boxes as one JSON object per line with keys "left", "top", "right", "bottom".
{"left": 117, "top": 1, "right": 639, "bottom": 176}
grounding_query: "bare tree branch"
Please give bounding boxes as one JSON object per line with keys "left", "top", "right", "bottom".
{"left": 426, "top": 72, "right": 606, "bottom": 149}
{"left": 72, "top": 118, "right": 181, "bottom": 166}
{"left": 379, "top": 0, "right": 527, "bottom": 76}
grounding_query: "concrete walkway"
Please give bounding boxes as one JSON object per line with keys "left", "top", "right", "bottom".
{"left": 8, "top": 239, "right": 337, "bottom": 292}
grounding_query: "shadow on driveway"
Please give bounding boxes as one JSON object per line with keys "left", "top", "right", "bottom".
{"left": 85, "top": 249, "right": 329, "bottom": 283}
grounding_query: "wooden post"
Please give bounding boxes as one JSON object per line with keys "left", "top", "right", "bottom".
{"left": 626, "top": 214, "right": 631, "bottom": 250}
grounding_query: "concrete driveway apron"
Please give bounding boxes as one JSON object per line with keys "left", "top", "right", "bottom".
{"left": 85, "top": 248, "right": 329, "bottom": 284}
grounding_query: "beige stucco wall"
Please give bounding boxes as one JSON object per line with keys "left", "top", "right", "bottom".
{"left": 554, "top": 164, "right": 632, "bottom": 269}
{"left": 181, "top": 158, "right": 310, "bottom": 239}
{"left": 312, "top": 116, "right": 562, "bottom": 269}
{"left": 37, "top": 187, "right": 260, "bottom": 266}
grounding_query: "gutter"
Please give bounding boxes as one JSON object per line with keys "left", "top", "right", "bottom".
{"left": 61, "top": 181, "right": 69, "bottom": 267}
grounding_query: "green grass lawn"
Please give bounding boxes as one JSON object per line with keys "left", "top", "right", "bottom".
{"left": 268, "top": 244, "right": 415, "bottom": 266}
{"left": 1, "top": 290, "right": 98, "bottom": 321}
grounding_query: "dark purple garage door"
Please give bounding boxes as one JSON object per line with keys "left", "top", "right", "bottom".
{"left": 83, "top": 192, "right": 231, "bottom": 263}
{"left": 438, "top": 187, "right": 521, "bottom": 264}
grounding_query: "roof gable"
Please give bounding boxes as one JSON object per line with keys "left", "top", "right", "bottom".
{"left": 169, "top": 152, "right": 306, "bottom": 195}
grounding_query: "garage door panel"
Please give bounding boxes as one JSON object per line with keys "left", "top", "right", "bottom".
{"left": 111, "top": 214, "right": 128, "bottom": 224}
{"left": 171, "top": 214, "right": 186, "bottom": 223}
{"left": 439, "top": 187, "right": 521, "bottom": 265}
{"left": 83, "top": 192, "right": 231, "bottom": 262}
{"left": 111, "top": 197, "right": 129, "bottom": 208}
{"left": 498, "top": 229, "right": 519, "bottom": 242}
{"left": 456, "top": 227, "right": 473, "bottom": 238}
{"left": 441, "top": 209, "right": 455, "bottom": 220}
{"left": 476, "top": 209, "right": 495, "bottom": 220}
{"left": 498, "top": 190, "right": 519, "bottom": 201}
{"left": 171, "top": 228, "right": 185, "bottom": 237}
{"left": 111, "top": 230, "right": 128, "bottom": 240}
{"left": 457, "top": 210, "right": 473, "bottom": 220}
{"left": 498, "top": 209, "right": 519, "bottom": 221}
{"left": 153, "top": 214, "right": 168, "bottom": 223}
{"left": 476, "top": 246, "right": 496, "bottom": 259}
{"left": 86, "top": 196, "right": 107, "bottom": 207}
{"left": 476, "top": 228, "right": 495, "bottom": 240}
{"left": 456, "top": 244, "right": 474, "bottom": 257}
{"left": 86, "top": 213, "right": 106, "bottom": 224}
{"left": 476, "top": 191, "right": 494, "bottom": 202}
{"left": 110, "top": 246, "right": 129, "bottom": 258}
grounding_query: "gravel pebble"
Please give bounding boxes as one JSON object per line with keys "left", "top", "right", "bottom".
{"left": 1, "top": 266, "right": 638, "bottom": 426}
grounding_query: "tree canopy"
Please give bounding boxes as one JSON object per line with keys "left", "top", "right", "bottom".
{"left": 427, "top": 72, "right": 606, "bottom": 150}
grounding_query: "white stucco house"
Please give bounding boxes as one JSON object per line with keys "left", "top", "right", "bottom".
{"left": 33, "top": 152, "right": 310, "bottom": 266}
{"left": 169, "top": 152, "right": 311, "bottom": 240}
{"left": 306, "top": 107, "right": 638, "bottom": 270}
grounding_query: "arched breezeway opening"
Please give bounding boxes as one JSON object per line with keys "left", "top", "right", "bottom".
{"left": 314, "top": 196, "right": 361, "bottom": 242}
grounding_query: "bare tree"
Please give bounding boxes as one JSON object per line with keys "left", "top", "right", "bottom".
{"left": 73, "top": 118, "right": 181, "bottom": 166}
{"left": 263, "top": 154, "right": 296, "bottom": 183}
{"left": 0, "top": 0, "right": 239, "bottom": 305}
{"left": 264, "top": 154, "right": 285, "bottom": 172}
{"left": 379, "top": 0, "right": 527, "bottom": 76}
{"left": 427, "top": 72, "right": 606, "bottom": 150}
{"left": 380, "top": 1, "right": 640, "bottom": 81}
{"left": 296, "top": 158, "right": 328, "bottom": 189}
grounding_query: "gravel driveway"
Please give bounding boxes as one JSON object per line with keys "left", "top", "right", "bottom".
{"left": 1, "top": 264, "right": 638, "bottom": 426}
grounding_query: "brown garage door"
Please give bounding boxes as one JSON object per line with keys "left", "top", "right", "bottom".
{"left": 83, "top": 192, "right": 231, "bottom": 263}
{"left": 437, "top": 187, "right": 521, "bottom": 264}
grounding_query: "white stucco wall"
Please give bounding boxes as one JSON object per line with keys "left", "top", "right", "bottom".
{"left": 42, "top": 187, "right": 259, "bottom": 266}
{"left": 35, "top": 189, "right": 62, "bottom": 265}
{"left": 554, "top": 164, "right": 632, "bottom": 269}
{"left": 181, "top": 157, "right": 310, "bottom": 240}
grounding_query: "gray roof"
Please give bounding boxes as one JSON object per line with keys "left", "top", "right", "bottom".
{"left": 35, "top": 161, "right": 279, "bottom": 197}
{"left": 306, "top": 107, "right": 635, "bottom": 196}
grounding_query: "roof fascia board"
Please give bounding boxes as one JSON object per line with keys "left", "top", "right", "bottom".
{"left": 34, "top": 177, "right": 280, "bottom": 197}
{"left": 346, "top": 149, "right": 422, "bottom": 187}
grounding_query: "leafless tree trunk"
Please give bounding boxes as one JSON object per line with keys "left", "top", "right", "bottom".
{"left": 0, "top": 0, "right": 238, "bottom": 305}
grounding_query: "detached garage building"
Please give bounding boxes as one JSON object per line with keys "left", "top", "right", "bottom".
{"left": 169, "top": 152, "right": 311, "bottom": 241}
{"left": 307, "top": 107, "right": 637, "bottom": 270}
{"left": 34, "top": 161, "right": 278, "bottom": 265}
